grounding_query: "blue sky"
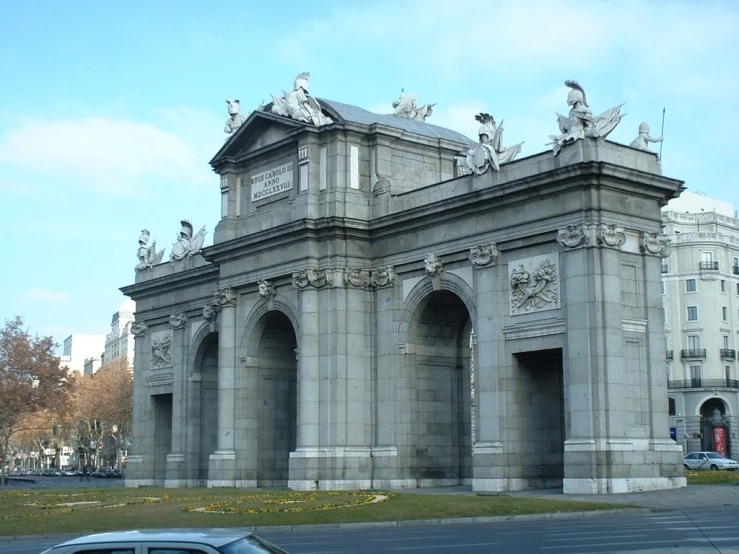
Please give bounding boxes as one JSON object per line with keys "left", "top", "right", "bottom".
{"left": 1, "top": 0, "right": 737, "bottom": 350}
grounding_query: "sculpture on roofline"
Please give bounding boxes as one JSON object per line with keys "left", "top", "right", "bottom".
{"left": 170, "top": 219, "right": 207, "bottom": 262}
{"left": 224, "top": 99, "right": 246, "bottom": 134}
{"left": 136, "top": 229, "right": 165, "bottom": 271}
{"left": 392, "top": 89, "right": 435, "bottom": 122}
{"left": 549, "top": 80, "right": 624, "bottom": 156}
{"left": 457, "top": 113, "right": 523, "bottom": 174}
{"left": 629, "top": 122, "right": 663, "bottom": 151}
{"left": 265, "top": 72, "right": 333, "bottom": 126}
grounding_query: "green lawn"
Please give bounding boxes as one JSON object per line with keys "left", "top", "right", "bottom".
{"left": 0, "top": 488, "right": 618, "bottom": 537}
{"left": 685, "top": 470, "right": 739, "bottom": 485}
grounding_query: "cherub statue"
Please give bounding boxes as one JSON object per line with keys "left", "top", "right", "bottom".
{"left": 629, "top": 122, "right": 663, "bottom": 151}
{"left": 458, "top": 113, "right": 523, "bottom": 174}
{"left": 549, "top": 81, "right": 624, "bottom": 156}
{"left": 136, "top": 229, "right": 165, "bottom": 271}
{"left": 392, "top": 90, "right": 435, "bottom": 122}
{"left": 224, "top": 99, "right": 246, "bottom": 134}
{"left": 170, "top": 220, "right": 207, "bottom": 262}
{"left": 268, "top": 72, "right": 333, "bottom": 126}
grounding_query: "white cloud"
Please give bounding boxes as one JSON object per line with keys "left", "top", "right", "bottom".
{"left": 430, "top": 101, "right": 488, "bottom": 140}
{"left": 275, "top": 0, "right": 739, "bottom": 93}
{"left": 23, "top": 289, "right": 68, "bottom": 303}
{"left": 0, "top": 107, "right": 221, "bottom": 195}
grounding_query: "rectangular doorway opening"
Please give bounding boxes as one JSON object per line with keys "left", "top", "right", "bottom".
{"left": 513, "top": 348, "right": 564, "bottom": 487}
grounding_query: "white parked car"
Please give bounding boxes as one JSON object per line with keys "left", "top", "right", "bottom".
{"left": 40, "top": 529, "right": 289, "bottom": 554}
{"left": 683, "top": 451, "right": 739, "bottom": 471}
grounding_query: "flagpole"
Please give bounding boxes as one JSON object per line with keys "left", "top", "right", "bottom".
{"left": 659, "top": 108, "right": 665, "bottom": 166}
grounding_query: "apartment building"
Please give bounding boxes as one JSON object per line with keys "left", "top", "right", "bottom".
{"left": 663, "top": 191, "right": 739, "bottom": 457}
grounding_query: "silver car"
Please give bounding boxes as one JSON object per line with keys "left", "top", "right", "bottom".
{"left": 683, "top": 451, "right": 739, "bottom": 471}
{"left": 40, "top": 529, "right": 289, "bottom": 554}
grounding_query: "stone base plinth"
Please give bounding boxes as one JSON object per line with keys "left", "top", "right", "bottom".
{"left": 165, "top": 452, "right": 202, "bottom": 486}
{"left": 165, "top": 479, "right": 203, "bottom": 488}
{"left": 288, "top": 447, "right": 372, "bottom": 490}
{"left": 563, "top": 476, "right": 687, "bottom": 494}
{"left": 125, "top": 479, "right": 155, "bottom": 488}
{"left": 563, "top": 438, "right": 686, "bottom": 494}
{"left": 208, "top": 450, "right": 238, "bottom": 484}
{"left": 473, "top": 478, "right": 563, "bottom": 493}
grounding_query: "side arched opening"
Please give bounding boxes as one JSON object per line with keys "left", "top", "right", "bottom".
{"left": 193, "top": 332, "right": 219, "bottom": 482}
{"left": 248, "top": 311, "right": 298, "bottom": 487}
{"left": 408, "top": 290, "right": 472, "bottom": 484}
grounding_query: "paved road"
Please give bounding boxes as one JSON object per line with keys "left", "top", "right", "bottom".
{"left": 7, "top": 508, "right": 739, "bottom": 554}
{"left": 5, "top": 482, "right": 739, "bottom": 553}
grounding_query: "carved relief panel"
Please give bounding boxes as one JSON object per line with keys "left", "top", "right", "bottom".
{"left": 508, "top": 254, "right": 560, "bottom": 316}
{"left": 150, "top": 330, "right": 174, "bottom": 369}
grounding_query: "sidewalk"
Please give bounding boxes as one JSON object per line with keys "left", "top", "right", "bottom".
{"left": 398, "top": 483, "right": 739, "bottom": 511}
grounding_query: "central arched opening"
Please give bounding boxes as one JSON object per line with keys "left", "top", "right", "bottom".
{"left": 194, "top": 332, "right": 219, "bottom": 483}
{"left": 251, "top": 311, "right": 298, "bottom": 486}
{"left": 409, "top": 290, "right": 472, "bottom": 484}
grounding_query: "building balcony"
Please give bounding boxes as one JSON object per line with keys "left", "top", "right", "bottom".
{"left": 733, "top": 265, "right": 739, "bottom": 276}
{"left": 661, "top": 263, "right": 668, "bottom": 273}
{"left": 666, "top": 350, "right": 674, "bottom": 360}
{"left": 699, "top": 261, "right": 719, "bottom": 271}
{"left": 721, "top": 349, "right": 737, "bottom": 360}
{"left": 669, "top": 379, "right": 739, "bottom": 390}
{"left": 681, "top": 348, "right": 707, "bottom": 359}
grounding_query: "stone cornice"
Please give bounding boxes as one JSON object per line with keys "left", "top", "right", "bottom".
{"left": 370, "top": 160, "right": 682, "bottom": 242}
{"left": 202, "top": 217, "right": 372, "bottom": 264}
{"left": 120, "top": 263, "right": 220, "bottom": 300}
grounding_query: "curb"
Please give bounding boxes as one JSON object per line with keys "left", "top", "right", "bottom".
{"left": 2, "top": 507, "right": 655, "bottom": 541}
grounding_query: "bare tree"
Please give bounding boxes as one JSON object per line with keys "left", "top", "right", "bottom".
{"left": 73, "top": 357, "right": 133, "bottom": 467}
{"left": 0, "top": 317, "right": 73, "bottom": 484}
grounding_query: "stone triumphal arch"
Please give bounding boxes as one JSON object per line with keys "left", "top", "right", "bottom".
{"left": 122, "top": 78, "right": 686, "bottom": 494}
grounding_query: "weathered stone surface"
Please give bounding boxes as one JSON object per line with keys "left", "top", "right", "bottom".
{"left": 122, "top": 96, "right": 684, "bottom": 494}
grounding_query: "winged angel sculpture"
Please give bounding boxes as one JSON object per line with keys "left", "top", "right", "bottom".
{"left": 459, "top": 113, "right": 523, "bottom": 174}
{"left": 170, "top": 219, "right": 207, "bottom": 262}
{"left": 549, "top": 81, "right": 624, "bottom": 156}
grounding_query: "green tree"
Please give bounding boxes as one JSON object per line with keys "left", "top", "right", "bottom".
{"left": 0, "top": 317, "right": 73, "bottom": 484}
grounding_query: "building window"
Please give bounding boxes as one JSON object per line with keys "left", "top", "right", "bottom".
{"left": 663, "top": 307, "right": 667, "bottom": 322}
{"left": 662, "top": 281, "right": 665, "bottom": 295}
{"left": 721, "top": 280, "right": 726, "bottom": 292}
{"left": 687, "top": 306, "right": 698, "bottom": 321}
{"left": 688, "top": 335, "right": 701, "bottom": 351}
{"left": 723, "top": 336, "right": 730, "bottom": 350}
{"left": 690, "top": 365, "right": 702, "bottom": 387}
{"left": 723, "top": 307, "right": 728, "bottom": 321}
{"left": 686, "top": 279, "right": 697, "bottom": 292}
{"left": 727, "top": 366, "right": 733, "bottom": 382}
{"left": 668, "top": 397, "right": 676, "bottom": 416}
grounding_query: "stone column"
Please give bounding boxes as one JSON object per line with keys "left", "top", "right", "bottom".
{"left": 289, "top": 286, "right": 320, "bottom": 490}
{"left": 126, "top": 321, "right": 153, "bottom": 486}
{"left": 469, "top": 244, "right": 505, "bottom": 492}
{"left": 214, "top": 169, "right": 239, "bottom": 243}
{"left": 165, "top": 312, "right": 189, "bottom": 487}
{"left": 209, "top": 288, "right": 237, "bottom": 486}
{"left": 641, "top": 236, "right": 684, "bottom": 480}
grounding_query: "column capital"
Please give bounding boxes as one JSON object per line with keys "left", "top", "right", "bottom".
{"left": 214, "top": 287, "right": 236, "bottom": 308}
{"left": 169, "top": 312, "right": 188, "bottom": 329}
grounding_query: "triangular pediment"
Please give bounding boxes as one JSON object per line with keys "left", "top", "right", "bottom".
{"left": 210, "top": 111, "right": 307, "bottom": 168}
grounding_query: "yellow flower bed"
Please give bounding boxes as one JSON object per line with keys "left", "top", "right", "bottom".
{"left": 0, "top": 490, "right": 393, "bottom": 521}
{"left": 182, "top": 491, "right": 393, "bottom": 515}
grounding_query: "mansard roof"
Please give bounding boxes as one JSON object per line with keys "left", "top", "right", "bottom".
{"left": 211, "top": 98, "right": 474, "bottom": 170}
{"left": 319, "top": 99, "right": 474, "bottom": 145}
